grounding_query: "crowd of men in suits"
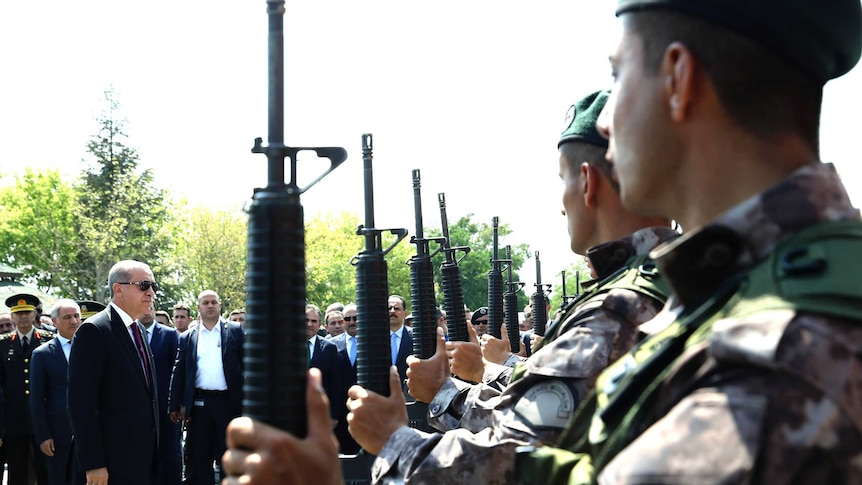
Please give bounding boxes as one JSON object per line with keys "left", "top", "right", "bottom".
{"left": 0, "top": 269, "right": 465, "bottom": 485}
{"left": 0, "top": 269, "right": 249, "bottom": 485}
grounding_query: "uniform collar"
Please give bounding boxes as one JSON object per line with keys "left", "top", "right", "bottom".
{"left": 652, "top": 162, "right": 859, "bottom": 307}
{"left": 584, "top": 226, "right": 680, "bottom": 282}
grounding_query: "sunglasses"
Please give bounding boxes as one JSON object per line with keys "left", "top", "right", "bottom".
{"left": 118, "top": 280, "right": 159, "bottom": 292}
{"left": 344, "top": 316, "right": 358, "bottom": 322}
{"left": 472, "top": 320, "right": 489, "bottom": 325}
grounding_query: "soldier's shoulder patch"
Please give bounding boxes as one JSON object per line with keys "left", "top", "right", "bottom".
{"left": 36, "top": 329, "right": 55, "bottom": 339}
{"left": 513, "top": 379, "right": 576, "bottom": 430}
{"left": 0, "top": 333, "right": 14, "bottom": 341}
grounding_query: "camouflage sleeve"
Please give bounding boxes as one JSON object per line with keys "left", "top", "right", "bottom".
{"left": 481, "top": 361, "right": 515, "bottom": 391}
{"left": 373, "top": 425, "right": 529, "bottom": 485}
{"left": 501, "top": 354, "right": 523, "bottom": 369}
{"left": 428, "top": 377, "right": 506, "bottom": 433}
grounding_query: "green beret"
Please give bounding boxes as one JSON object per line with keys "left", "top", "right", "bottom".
{"left": 616, "top": 0, "right": 862, "bottom": 83}
{"left": 558, "top": 90, "right": 610, "bottom": 149}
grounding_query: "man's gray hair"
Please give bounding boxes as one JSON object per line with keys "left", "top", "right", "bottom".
{"left": 50, "top": 299, "right": 80, "bottom": 319}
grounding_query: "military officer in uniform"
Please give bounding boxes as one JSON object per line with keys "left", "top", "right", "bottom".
{"left": 0, "top": 293, "right": 53, "bottom": 485}
{"left": 78, "top": 300, "right": 107, "bottom": 321}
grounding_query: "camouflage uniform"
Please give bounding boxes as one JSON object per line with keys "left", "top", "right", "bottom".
{"left": 518, "top": 162, "right": 862, "bottom": 484}
{"left": 372, "top": 226, "right": 677, "bottom": 484}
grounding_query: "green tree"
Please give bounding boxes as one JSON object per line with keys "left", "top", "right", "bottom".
{"left": 305, "top": 211, "right": 414, "bottom": 309}
{"left": 428, "top": 215, "right": 531, "bottom": 312}
{"left": 72, "top": 87, "right": 179, "bottom": 301}
{"left": 0, "top": 169, "right": 80, "bottom": 295}
{"left": 176, "top": 206, "right": 248, "bottom": 313}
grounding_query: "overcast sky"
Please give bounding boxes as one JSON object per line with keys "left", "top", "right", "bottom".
{"left": 2, "top": 1, "right": 860, "bottom": 292}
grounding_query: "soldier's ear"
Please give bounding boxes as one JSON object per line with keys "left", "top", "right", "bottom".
{"left": 582, "top": 162, "right": 601, "bottom": 208}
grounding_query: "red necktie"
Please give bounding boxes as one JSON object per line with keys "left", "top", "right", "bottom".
{"left": 130, "top": 323, "right": 152, "bottom": 389}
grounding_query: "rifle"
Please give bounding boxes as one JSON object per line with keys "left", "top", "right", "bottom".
{"left": 487, "top": 217, "right": 506, "bottom": 339}
{"left": 244, "top": 0, "right": 346, "bottom": 437}
{"left": 408, "top": 170, "right": 444, "bottom": 359}
{"left": 438, "top": 193, "right": 470, "bottom": 342}
{"left": 504, "top": 245, "right": 524, "bottom": 353}
{"left": 531, "top": 251, "right": 552, "bottom": 337}
{"left": 353, "top": 134, "right": 408, "bottom": 397}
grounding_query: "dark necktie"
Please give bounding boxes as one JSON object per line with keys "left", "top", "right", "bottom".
{"left": 21, "top": 336, "right": 29, "bottom": 354}
{"left": 130, "top": 323, "right": 152, "bottom": 389}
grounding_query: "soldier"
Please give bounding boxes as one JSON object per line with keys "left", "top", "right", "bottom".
{"left": 0, "top": 293, "right": 53, "bottom": 485}
{"left": 515, "top": 0, "right": 862, "bottom": 483}
{"left": 221, "top": 90, "right": 677, "bottom": 484}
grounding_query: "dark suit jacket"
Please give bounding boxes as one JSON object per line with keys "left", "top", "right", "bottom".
{"left": 149, "top": 323, "right": 180, "bottom": 415}
{"left": 0, "top": 328, "right": 53, "bottom": 437}
{"left": 30, "top": 336, "right": 72, "bottom": 449}
{"left": 68, "top": 306, "right": 159, "bottom": 485}
{"left": 169, "top": 319, "right": 244, "bottom": 415}
{"left": 330, "top": 333, "right": 360, "bottom": 453}
{"left": 308, "top": 335, "right": 339, "bottom": 413}
{"left": 393, "top": 326, "right": 413, "bottom": 384}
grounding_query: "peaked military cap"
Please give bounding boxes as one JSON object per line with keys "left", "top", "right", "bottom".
{"left": 558, "top": 90, "right": 610, "bottom": 149}
{"left": 78, "top": 300, "right": 106, "bottom": 319}
{"left": 5, "top": 294, "right": 39, "bottom": 313}
{"left": 616, "top": 0, "right": 862, "bottom": 83}
{"left": 471, "top": 307, "right": 489, "bottom": 323}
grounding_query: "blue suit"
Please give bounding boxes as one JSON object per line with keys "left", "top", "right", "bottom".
{"left": 330, "top": 333, "right": 359, "bottom": 454}
{"left": 68, "top": 306, "right": 159, "bottom": 485}
{"left": 393, "top": 326, "right": 413, "bottom": 386}
{"left": 169, "top": 320, "right": 243, "bottom": 485}
{"left": 147, "top": 323, "right": 181, "bottom": 485}
{"left": 30, "top": 336, "right": 83, "bottom": 485}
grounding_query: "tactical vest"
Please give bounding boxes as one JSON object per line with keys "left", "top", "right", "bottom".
{"left": 511, "top": 254, "right": 670, "bottom": 383}
{"left": 517, "top": 219, "right": 862, "bottom": 485}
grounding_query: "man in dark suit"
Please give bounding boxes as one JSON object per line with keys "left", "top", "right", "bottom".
{"left": 139, "top": 310, "right": 182, "bottom": 485}
{"left": 0, "top": 293, "right": 53, "bottom": 485}
{"left": 30, "top": 299, "right": 89, "bottom": 485}
{"left": 323, "top": 304, "right": 359, "bottom": 453}
{"left": 68, "top": 260, "right": 160, "bottom": 485}
{"left": 305, "top": 304, "right": 339, "bottom": 421}
{"left": 388, "top": 295, "right": 413, "bottom": 389}
{"left": 169, "top": 290, "right": 243, "bottom": 485}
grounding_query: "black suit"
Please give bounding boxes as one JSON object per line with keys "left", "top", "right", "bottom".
{"left": 148, "top": 323, "right": 182, "bottom": 485}
{"left": 0, "top": 329, "right": 53, "bottom": 485}
{"left": 30, "top": 336, "right": 84, "bottom": 485}
{"left": 68, "top": 306, "right": 159, "bottom": 485}
{"left": 169, "top": 320, "right": 243, "bottom": 485}
{"left": 330, "top": 333, "right": 360, "bottom": 454}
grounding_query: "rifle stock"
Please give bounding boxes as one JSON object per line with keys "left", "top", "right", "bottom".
{"left": 244, "top": 0, "right": 346, "bottom": 437}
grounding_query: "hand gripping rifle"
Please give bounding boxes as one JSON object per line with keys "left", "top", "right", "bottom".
{"left": 409, "top": 170, "right": 444, "bottom": 359}
{"left": 244, "top": 0, "right": 346, "bottom": 437}
{"left": 531, "top": 251, "right": 552, "bottom": 337}
{"left": 438, "top": 193, "right": 471, "bottom": 342}
{"left": 504, "top": 245, "right": 525, "bottom": 353}
{"left": 353, "top": 134, "right": 408, "bottom": 397}
{"left": 487, "top": 217, "right": 507, "bottom": 339}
